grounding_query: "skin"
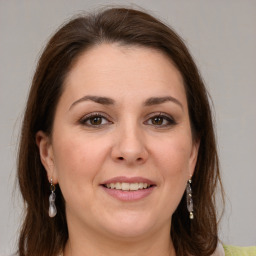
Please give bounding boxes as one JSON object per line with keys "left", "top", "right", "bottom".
{"left": 37, "top": 44, "right": 199, "bottom": 256}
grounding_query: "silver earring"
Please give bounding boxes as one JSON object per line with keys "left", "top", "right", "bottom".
{"left": 186, "top": 179, "right": 194, "bottom": 219}
{"left": 49, "top": 178, "right": 57, "bottom": 217}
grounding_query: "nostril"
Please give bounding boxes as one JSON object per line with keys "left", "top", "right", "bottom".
{"left": 118, "top": 157, "right": 124, "bottom": 160}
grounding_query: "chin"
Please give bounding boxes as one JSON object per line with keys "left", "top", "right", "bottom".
{"left": 101, "top": 212, "right": 157, "bottom": 239}
{"left": 107, "top": 225, "right": 153, "bottom": 240}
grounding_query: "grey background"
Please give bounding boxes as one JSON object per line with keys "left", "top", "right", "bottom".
{"left": 1, "top": 0, "right": 255, "bottom": 254}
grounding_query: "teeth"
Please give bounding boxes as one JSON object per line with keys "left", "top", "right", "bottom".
{"left": 122, "top": 182, "right": 130, "bottom": 190}
{"left": 138, "top": 183, "right": 144, "bottom": 189}
{"left": 105, "top": 182, "right": 151, "bottom": 191}
{"left": 129, "top": 183, "right": 138, "bottom": 191}
{"left": 115, "top": 182, "right": 121, "bottom": 189}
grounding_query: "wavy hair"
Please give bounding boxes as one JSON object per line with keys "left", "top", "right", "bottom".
{"left": 17, "top": 7, "right": 223, "bottom": 256}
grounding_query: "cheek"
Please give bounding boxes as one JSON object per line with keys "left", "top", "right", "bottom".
{"left": 154, "top": 135, "right": 192, "bottom": 177}
{"left": 160, "top": 145, "right": 190, "bottom": 193}
{"left": 152, "top": 134, "right": 192, "bottom": 208}
{"left": 52, "top": 133, "right": 108, "bottom": 195}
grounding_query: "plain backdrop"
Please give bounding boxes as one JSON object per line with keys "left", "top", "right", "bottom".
{"left": 0, "top": 0, "right": 255, "bottom": 254}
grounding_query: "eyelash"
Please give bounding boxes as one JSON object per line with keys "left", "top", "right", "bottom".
{"left": 79, "top": 112, "right": 112, "bottom": 127}
{"left": 144, "top": 112, "right": 177, "bottom": 127}
{"left": 79, "top": 112, "right": 176, "bottom": 128}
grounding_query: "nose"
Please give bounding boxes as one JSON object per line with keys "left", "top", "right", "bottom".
{"left": 111, "top": 125, "right": 149, "bottom": 165}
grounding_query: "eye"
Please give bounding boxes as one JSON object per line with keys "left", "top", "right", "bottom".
{"left": 151, "top": 116, "right": 165, "bottom": 125}
{"left": 80, "top": 113, "right": 111, "bottom": 127}
{"left": 145, "top": 113, "right": 176, "bottom": 127}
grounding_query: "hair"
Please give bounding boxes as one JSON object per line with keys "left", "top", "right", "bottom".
{"left": 17, "top": 7, "right": 223, "bottom": 256}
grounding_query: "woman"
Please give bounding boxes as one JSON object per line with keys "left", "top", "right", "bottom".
{"left": 16, "top": 7, "right": 255, "bottom": 256}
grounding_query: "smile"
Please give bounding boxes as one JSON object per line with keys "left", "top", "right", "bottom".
{"left": 104, "top": 182, "right": 151, "bottom": 191}
{"left": 101, "top": 177, "right": 156, "bottom": 201}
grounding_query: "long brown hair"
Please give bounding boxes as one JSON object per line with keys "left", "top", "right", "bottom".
{"left": 17, "top": 7, "right": 223, "bottom": 256}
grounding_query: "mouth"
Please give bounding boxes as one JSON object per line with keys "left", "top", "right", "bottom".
{"left": 100, "top": 177, "right": 156, "bottom": 201}
{"left": 103, "top": 182, "right": 153, "bottom": 191}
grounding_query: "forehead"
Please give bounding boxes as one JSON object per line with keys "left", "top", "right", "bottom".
{"left": 62, "top": 43, "right": 187, "bottom": 106}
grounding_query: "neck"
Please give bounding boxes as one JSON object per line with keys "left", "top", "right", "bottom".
{"left": 64, "top": 219, "right": 176, "bottom": 256}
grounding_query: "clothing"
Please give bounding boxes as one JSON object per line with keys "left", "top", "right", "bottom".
{"left": 58, "top": 245, "right": 256, "bottom": 256}
{"left": 223, "top": 245, "right": 256, "bottom": 255}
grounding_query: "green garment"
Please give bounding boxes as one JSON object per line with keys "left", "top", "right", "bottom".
{"left": 224, "top": 245, "right": 256, "bottom": 256}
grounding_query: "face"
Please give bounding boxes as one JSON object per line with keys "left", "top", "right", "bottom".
{"left": 37, "top": 44, "right": 199, "bottom": 240}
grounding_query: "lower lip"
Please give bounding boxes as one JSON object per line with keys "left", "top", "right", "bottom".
{"left": 101, "top": 186, "right": 155, "bottom": 201}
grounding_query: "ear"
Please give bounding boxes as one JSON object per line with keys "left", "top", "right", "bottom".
{"left": 36, "top": 131, "right": 58, "bottom": 184}
{"left": 188, "top": 140, "right": 200, "bottom": 179}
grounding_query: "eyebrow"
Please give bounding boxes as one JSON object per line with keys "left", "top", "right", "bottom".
{"left": 144, "top": 96, "right": 183, "bottom": 110}
{"left": 69, "top": 95, "right": 115, "bottom": 110}
{"left": 69, "top": 95, "right": 183, "bottom": 110}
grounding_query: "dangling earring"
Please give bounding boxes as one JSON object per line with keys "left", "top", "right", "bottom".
{"left": 186, "top": 179, "right": 194, "bottom": 219}
{"left": 49, "top": 178, "right": 57, "bottom": 218}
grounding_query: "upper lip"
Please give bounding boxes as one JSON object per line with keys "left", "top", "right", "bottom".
{"left": 101, "top": 176, "right": 156, "bottom": 185}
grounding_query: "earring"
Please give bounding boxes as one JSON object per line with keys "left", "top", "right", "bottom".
{"left": 49, "top": 178, "right": 57, "bottom": 218}
{"left": 186, "top": 179, "right": 194, "bottom": 219}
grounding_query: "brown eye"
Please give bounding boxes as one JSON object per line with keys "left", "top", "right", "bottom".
{"left": 90, "top": 116, "right": 103, "bottom": 125}
{"left": 144, "top": 113, "right": 176, "bottom": 128}
{"left": 80, "top": 113, "right": 111, "bottom": 127}
{"left": 152, "top": 116, "right": 164, "bottom": 125}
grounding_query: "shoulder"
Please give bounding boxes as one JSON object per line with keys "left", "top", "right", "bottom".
{"left": 223, "top": 245, "right": 256, "bottom": 256}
